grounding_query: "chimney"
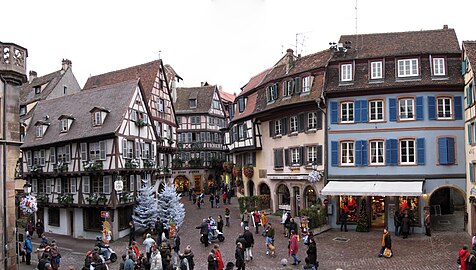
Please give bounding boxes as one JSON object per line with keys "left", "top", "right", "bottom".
{"left": 61, "top": 59, "right": 72, "bottom": 74}
{"left": 201, "top": 82, "right": 204, "bottom": 87}
{"left": 443, "top": 24, "right": 448, "bottom": 29}
{"left": 285, "top": 48, "right": 294, "bottom": 74}
{"left": 29, "top": 71, "right": 37, "bottom": 83}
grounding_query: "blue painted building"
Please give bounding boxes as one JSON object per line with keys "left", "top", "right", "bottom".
{"left": 322, "top": 27, "right": 465, "bottom": 233}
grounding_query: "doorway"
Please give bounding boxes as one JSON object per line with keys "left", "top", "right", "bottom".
{"left": 371, "top": 196, "right": 386, "bottom": 228}
{"left": 247, "top": 180, "right": 254, "bottom": 196}
{"left": 429, "top": 187, "right": 465, "bottom": 231}
{"left": 293, "top": 187, "right": 300, "bottom": 217}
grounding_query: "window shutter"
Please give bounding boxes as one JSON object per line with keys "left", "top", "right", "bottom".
{"left": 389, "top": 98, "right": 397, "bottom": 121}
{"left": 284, "top": 149, "right": 290, "bottom": 166}
{"left": 469, "top": 124, "right": 473, "bottom": 145}
{"left": 83, "top": 176, "right": 90, "bottom": 193}
{"left": 454, "top": 96, "right": 463, "bottom": 120}
{"left": 65, "top": 145, "right": 71, "bottom": 163}
{"left": 282, "top": 118, "right": 288, "bottom": 135}
{"left": 269, "top": 121, "right": 275, "bottom": 137}
{"left": 46, "top": 179, "right": 51, "bottom": 194}
{"left": 473, "top": 124, "right": 476, "bottom": 145}
{"left": 299, "top": 147, "right": 304, "bottom": 165}
{"left": 316, "top": 111, "right": 323, "bottom": 130}
{"left": 122, "top": 139, "right": 127, "bottom": 158}
{"left": 463, "top": 60, "right": 467, "bottom": 75}
{"left": 416, "top": 138, "right": 425, "bottom": 165}
{"left": 103, "top": 175, "right": 111, "bottom": 194}
{"left": 447, "top": 137, "right": 455, "bottom": 164}
{"left": 273, "top": 149, "right": 278, "bottom": 167}
{"left": 316, "top": 145, "right": 323, "bottom": 165}
{"left": 467, "top": 86, "right": 471, "bottom": 108}
{"left": 80, "top": 143, "right": 87, "bottom": 161}
{"left": 50, "top": 147, "right": 56, "bottom": 164}
{"left": 294, "top": 77, "right": 301, "bottom": 93}
{"left": 386, "top": 139, "right": 397, "bottom": 166}
{"left": 71, "top": 178, "right": 77, "bottom": 194}
{"left": 361, "top": 100, "right": 368, "bottom": 122}
{"left": 277, "top": 149, "right": 283, "bottom": 167}
{"left": 470, "top": 163, "right": 474, "bottom": 183}
{"left": 55, "top": 179, "right": 61, "bottom": 193}
{"left": 330, "top": 102, "right": 338, "bottom": 124}
{"left": 298, "top": 114, "right": 305, "bottom": 132}
{"left": 32, "top": 179, "right": 37, "bottom": 193}
{"left": 438, "top": 137, "right": 448, "bottom": 165}
{"left": 99, "top": 141, "right": 106, "bottom": 160}
{"left": 428, "top": 96, "right": 436, "bottom": 120}
{"left": 416, "top": 96, "right": 424, "bottom": 120}
{"left": 392, "top": 140, "right": 398, "bottom": 165}
{"left": 243, "top": 123, "right": 248, "bottom": 139}
{"left": 135, "top": 141, "right": 141, "bottom": 158}
{"left": 130, "top": 175, "right": 135, "bottom": 191}
{"left": 361, "top": 140, "right": 368, "bottom": 166}
{"left": 354, "top": 101, "right": 361, "bottom": 123}
{"left": 355, "top": 140, "right": 362, "bottom": 166}
{"left": 331, "top": 141, "right": 338, "bottom": 167}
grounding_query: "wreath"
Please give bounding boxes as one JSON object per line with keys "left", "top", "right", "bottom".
{"left": 307, "top": 170, "right": 321, "bottom": 183}
{"left": 20, "top": 194, "right": 38, "bottom": 215}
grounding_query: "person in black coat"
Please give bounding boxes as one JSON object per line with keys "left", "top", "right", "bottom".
{"left": 207, "top": 249, "right": 218, "bottom": 270}
{"left": 401, "top": 214, "right": 411, "bottom": 239}
{"left": 155, "top": 218, "right": 164, "bottom": 245}
{"left": 197, "top": 219, "right": 210, "bottom": 246}
{"left": 35, "top": 219, "right": 44, "bottom": 238}
{"left": 340, "top": 211, "right": 348, "bottom": 232}
{"left": 288, "top": 218, "right": 298, "bottom": 239}
{"left": 242, "top": 226, "right": 254, "bottom": 261}
{"left": 306, "top": 237, "right": 318, "bottom": 267}
{"left": 235, "top": 242, "right": 245, "bottom": 270}
{"left": 217, "top": 215, "right": 224, "bottom": 233}
{"left": 128, "top": 221, "right": 135, "bottom": 246}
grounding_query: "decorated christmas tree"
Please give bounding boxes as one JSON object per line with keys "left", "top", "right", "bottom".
{"left": 356, "top": 199, "right": 370, "bottom": 232}
{"left": 132, "top": 185, "right": 159, "bottom": 229}
{"left": 157, "top": 183, "right": 185, "bottom": 229}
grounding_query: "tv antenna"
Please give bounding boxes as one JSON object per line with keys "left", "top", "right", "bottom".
{"left": 295, "top": 32, "right": 310, "bottom": 56}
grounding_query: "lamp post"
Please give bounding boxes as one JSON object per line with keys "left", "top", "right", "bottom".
{"left": 23, "top": 183, "right": 32, "bottom": 194}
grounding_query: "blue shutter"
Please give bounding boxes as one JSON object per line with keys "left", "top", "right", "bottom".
{"left": 416, "top": 138, "right": 425, "bottom": 165}
{"left": 470, "top": 163, "right": 474, "bottom": 183}
{"left": 331, "top": 141, "right": 338, "bottom": 167}
{"left": 361, "top": 100, "right": 368, "bottom": 122}
{"left": 416, "top": 96, "right": 424, "bottom": 120}
{"left": 386, "top": 139, "right": 397, "bottom": 166}
{"left": 463, "top": 60, "right": 467, "bottom": 75}
{"left": 392, "top": 139, "right": 398, "bottom": 165}
{"left": 447, "top": 137, "right": 455, "bottom": 164}
{"left": 361, "top": 140, "right": 368, "bottom": 166}
{"left": 330, "top": 102, "right": 338, "bottom": 124}
{"left": 467, "top": 86, "right": 471, "bottom": 108}
{"left": 354, "top": 101, "right": 361, "bottom": 123}
{"left": 438, "top": 137, "right": 448, "bottom": 165}
{"left": 389, "top": 98, "right": 397, "bottom": 121}
{"left": 454, "top": 96, "right": 463, "bottom": 120}
{"left": 468, "top": 124, "right": 472, "bottom": 145}
{"left": 355, "top": 140, "right": 362, "bottom": 166}
{"left": 428, "top": 96, "right": 436, "bottom": 120}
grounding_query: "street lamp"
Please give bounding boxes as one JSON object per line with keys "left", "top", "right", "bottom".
{"left": 23, "top": 182, "right": 32, "bottom": 194}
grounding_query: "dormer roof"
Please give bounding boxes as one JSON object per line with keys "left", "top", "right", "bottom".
{"left": 175, "top": 85, "right": 217, "bottom": 114}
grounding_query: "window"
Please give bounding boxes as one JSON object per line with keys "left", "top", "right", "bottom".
{"left": 157, "top": 98, "right": 164, "bottom": 112}
{"left": 93, "top": 112, "right": 102, "bottom": 126}
{"left": 370, "top": 140, "right": 385, "bottom": 165}
{"left": 57, "top": 145, "right": 71, "bottom": 163}
{"left": 62, "top": 178, "right": 77, "bottom": 193}
{"left": 209, "top": 117, "right": 214, "bottom": 126}
{"left": 302, "top": 76, "right": 312, "bottom": 93}
{"left": 371, "top": 61, "right": 383, "bottom": 79}
{"left": 48, "top": 208, "right": 60, "bottom": 227}
{"left": 400, "top": 139, "right": 415, "bottom": 164}
{"left": 399, "top": 98, "right": 414, "bottom": 120}
{"left": 176, "top": 117, "right": 182, "bottom": 125}
{"left": 437, "top": 97, "right": 452, "bottom": 119}
{"left": 20, "top": 105, "right": 26, "bottom": 116}
{"left": 369, "top": 100, "right": 384, "bottom": 121}
{"left": 307, "top": 146, "right": 317, "bottom": 165}
{"left": 33, "top": 150, "right": 46, "bottom": 166}
{"left": 290, "top": 116, "right": 298, "bottom": 133}
{"left": 60, "top": 119, "right": 69, "bottom": 132}
{"left": 49, "top": 147, "right": 56, "bottom": 164}
{"left": 191, "top": 116, "right": 200, "bottom": 125}
{"left": 291, "top": 148, "right": 300, "bottom": 165}
{"left": 213, "top": 99, "right": 220, "bottom": 110}
{"left": 438, "top": 137, "right": 456, "bottom": 165}
{"left": 142, "top": 143, "right": 150, "bottom": 159}
{"left": 266, "top": 83, "right": 278, "bottom": 102}
{"left": 130, "top": 110, "right": 137, "bottom": 121}
{"left": 397, "top": 59, "right": 418, "bottom": 77}
{"left": 238, "top": 98, "right": 245, "bottom": 113}
{"left": 433, "top": 58, "right": 445, "bottom": 76}
{"left": 341, "top": 102, "right": 354, "bottom": 123}
{"left": 36, "top": 125, "right": 44, "bottom": 138}
{"left": 341, "top": 64, "right": 352, "bottom": 81}
{"left": 308, "top": 112, "right": 317, "bottom": 129}
{"left": 89, "top": 141, "right": 106, "bottom": 161}
{"left": 122, "top": 140, "right": 134, "bottom": 159}
{"left": 118, "top": 207, "right": 133, "bottom": 230}
{"left": 189, "top": 99, "right": 197, "bottom": 108}
{"left": 83, "top": 208, "right": 102, "bottom": 231}
{"left": 398, "top": 196, "right": 421, "bottom": 226}
{"left": 34, "top": 86, "right": 41, "bottom": 95}
{"left": 275, "top": 120, "right": 282, "bottom": 136}
{"left": 238, "top": 124, "right": 247, "bottom": 140}
{"left": 91, "top": 176, "right": 104, "bottom": 193}
{"left": 283, "top": 80, "right": 294, "bottom": 97}
{"left": 341, "top": 141, "right": 354, "bottom": 166}
{"left": 82, "top": 176, "right": 90, "bottom": 193}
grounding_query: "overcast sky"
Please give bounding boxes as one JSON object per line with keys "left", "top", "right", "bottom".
{"left": 3, "top": 0, "right": 475, "bottom": 94}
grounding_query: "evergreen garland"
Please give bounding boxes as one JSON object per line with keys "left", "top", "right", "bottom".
{"left": 356, "top": 199, "right": 370, "bottom": 232}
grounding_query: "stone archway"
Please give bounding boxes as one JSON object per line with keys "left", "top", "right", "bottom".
{"left": 174, "top": 175, "right": 190, "bottom": 193}
{"left": 276, "top": 183, "right": 291, "bottom": 211}
{"left": 429, "top": 186, "right": 466, "bottom": 231}
{"left": 303, "top": 185, "right": 317, "bottom": 208}
{"left": 258, "top": 182, "right": 271, "bottom": 209}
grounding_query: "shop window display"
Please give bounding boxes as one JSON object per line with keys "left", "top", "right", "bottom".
{"left": 339, "top": 196, "right": 359, "bottom": 223}
{"left": 398, "top": 196, "right": 420, "bottom": 226}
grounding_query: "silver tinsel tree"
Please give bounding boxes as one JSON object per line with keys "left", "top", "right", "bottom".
{"left": 132, "top": 185, "right": 159, "bottom": 229}
{"left": 157, "top": 183, "right": 185, "bottom": 229}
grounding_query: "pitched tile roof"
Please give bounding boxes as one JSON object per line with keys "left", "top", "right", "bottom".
{"left": 21, "top": 80, "right": 139, "bottom": 148}
{"left": 19, "top": 70, "right": 64, "bottom": 105}
{"left": 174, "top": 85, "right": 216, "bottom": 114}
{"left": 83, "top": 60, "right": 162, "bottom": 100}
{"left": 334, "top": 28, "right": 460, "bottom": 61}
{"left": 164, "top": 64, "right": 182, "bottom": 81}
{"left": 463, "top": 41, "right": 476, "bottom": 70}
{"left": 218, "top": 90, "right": 236, "bottom": 103}
{"left": 240, "top": 68, "right": 272, "bottom": 95}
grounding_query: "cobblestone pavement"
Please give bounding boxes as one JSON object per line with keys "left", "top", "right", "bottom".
{"left": 19, "top": 197, "right": 471, "bottom": 270}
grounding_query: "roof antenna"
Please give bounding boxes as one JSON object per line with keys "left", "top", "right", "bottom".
{"left": 158, "top": 50, "right": 162, "bottom": 60}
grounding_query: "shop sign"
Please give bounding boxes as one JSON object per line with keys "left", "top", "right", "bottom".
{"left": 268, "top": 174, "right": 308, "bottom": 180}
{"left": 278, "top": 204, "right": 291, "bottom": 211}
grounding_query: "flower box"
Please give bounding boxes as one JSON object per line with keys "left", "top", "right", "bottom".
{"left": 57, "top": 194, "right": 74, "bottom": 205}
{"left": 243, "top": 165, "right": 254, "bottom": 178}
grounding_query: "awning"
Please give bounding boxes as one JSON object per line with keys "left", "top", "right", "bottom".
{"left": 320, "top": 181, "right": 423, "bottom": 196}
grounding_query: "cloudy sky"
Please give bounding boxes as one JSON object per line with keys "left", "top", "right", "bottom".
{"left": 3, "top": 0, "right": 474, "bottom": 94}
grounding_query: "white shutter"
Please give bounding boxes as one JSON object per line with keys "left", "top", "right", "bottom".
{"left": 70, "top": 178, "right": 77, "bottom": 194}
{"left": 80, "top": 143, "right": 87, "bottom": 160}
{"left": 130, "top": 175, "right": 135, "bottom": 191}
{"left": 151, "top": 143, "right": 156, "bottom": 160}
{"left": 99, "top": 141, "right": 106, "bottom": 160}
{"left": 141, "top": 142, "right": 146, "bottom": 159}
{"left": 49, "top": 147, "right": 56, "bottom": 164}
{"left": 55, "top": 179, "right": 61, "bottom": 193}
{"left": 65, "top": 145, "right": 71, "bottom": 163}
{"left": 46, "top": 179, "right": 52, "bottom": 194}
{"left": 103, "top": 175, "right": 111, "bottom": 194}
{"left": 83, "top": 176, "right": 90, "bottom": 193}
{"left": 32, "top": 179, "right": 37, "bottom": 193}
{"left": 135, "top": 141, "right": 141, "bottom": 159}
{"left": 26, "top": 151, "right": 32, "bottom": 166}
{"left": 136, "top": 176, "right": 140, "bottom": 190}
{"left": 122, "top": 139, "right": 127, "bottom": 158}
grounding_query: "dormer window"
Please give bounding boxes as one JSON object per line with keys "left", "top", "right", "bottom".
{"left": 89, "top": 107, "right": 110, "bottom": 127}
{"left": 370, "top": 61, "right": 383, "bottom": 79}
{"left": 60, "top": 119, "right": 69, "bottom": 132}
{"left": 34, "top": 86, "right": 41, "bottom": 95}
{"left": 433, "top": 57, "right": 446, "bottom": 76}
{"left": 340, "top": 63, "right": 353, "bottom": 82}
{"left": 189, "top": 99, "right": 197, "bottom": 108}
{"left": 34, "top": 122, "right": 49, "bottom": 138}
{"left": 20, "top": 105, "right": 26, "bottom": 116}
{"left": 238, "top": 98, "right": 245, "bottom": 113}
{"left": 397, "top": 58, "right": 419, "bottom": 77}
{"left": 93, "top": 112, "right": 102, "bottom": 126}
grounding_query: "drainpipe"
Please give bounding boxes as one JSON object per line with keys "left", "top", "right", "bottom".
{"left": 1, "top": 74, "right": 8, "bottom": 270}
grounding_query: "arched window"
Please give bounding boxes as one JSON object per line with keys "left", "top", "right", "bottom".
{"left": 304, "top": 186, "right": 317, "bottom": 208}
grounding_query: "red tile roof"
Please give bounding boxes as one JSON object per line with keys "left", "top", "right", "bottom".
{"left": 219, "top": 90, "right": 236, "bottom": 103}
{"left": 463, "top": 41, "right": 476, "bottom": 71}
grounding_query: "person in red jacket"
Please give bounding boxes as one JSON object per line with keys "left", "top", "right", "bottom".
{"left": 459, "top": 244, "right": 470, "bottom": 270}
{"left": 288, "top": 230, "right": 301, "bottom": 265}
{"left": 213, "top": 244, "right": 224, "bottom": 270}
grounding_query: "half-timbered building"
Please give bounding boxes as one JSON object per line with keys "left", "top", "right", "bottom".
{"left": 21, "top": 80, "right": 158, "bottom": 240}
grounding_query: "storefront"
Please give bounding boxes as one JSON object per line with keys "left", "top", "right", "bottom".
{"left": 173, "top": 175, "right": 190, "bottom": 192}
{"left": 321, "top": 181, "right": 423, "bottom": 232}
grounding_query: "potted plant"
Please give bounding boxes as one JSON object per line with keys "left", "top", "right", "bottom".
{"left": 125, "top": 159, "right": 139, "bottom": 169}
{"left": 119, "top": 191, "right": 133, "bottom": 203}
{"left": 223, "top": 162, "right": 233, "bottom": 173}
{"left": 86, "top": 193, "right": 99, "bottom": 204}
{"left": 36, "top": 194, "right": 49, "bottom": 204}
{"left": 57, "top": 194, "right": 74, "bottom": 205}
{"left": 29, "top": 164, "right": 43, "bottom": 173}
{"left": 143, "top": 159, "right": 156, "bottom": 168}
{"left": 135, "top": 118, "right": 148, "bottom": 127}
{"left": 84, "top": 160, "right": 103, "bottom": 171}
{"left": 470, "top": 196, "right": 476, "bottom": 205}
{"left": 243, "top": 165, "right": 254, "bottom": 178}
{"left": 97, "top": 194, "right": 108, "bottom": 205}
{"left": 233, "top": 165, "right": 242, "bottom": 177}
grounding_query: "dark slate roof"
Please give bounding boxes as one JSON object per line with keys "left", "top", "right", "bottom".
{"left": 19, "top": 70, "right": 64, "bottom": 105}
{"left": 334, "top": 28, "right": 461, "bottom": 61}
{"left": 21, "top": 80, "right": 138, "bottom": 148}
{"left": 174, "top": 85, "right": 216, "bottom": 114}
{"left": 83, "top": 60, "right": 161, "bottom": 100}
{"left": 463, "top": 41, "right": 476, "bottom": 70}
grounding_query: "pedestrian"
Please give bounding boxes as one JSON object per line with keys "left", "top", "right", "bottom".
{"left": 124, "top": 253, "right": 135, "bottom": 270}
{"left": 288, "top": 218, "right": 298, "bottom": 239}
{"left": 235, "top": 242, "right": 245, "bottom": 270}
{"left": 243, "top": 226, "right": 254, "bottom": 261}
{"left": 401, "top": 214, "right": 411, "bottom": 239}
{"left": 241, "top": 210, "right": 250, "bottom": 230}
{"left": 197, "top": 219, "right": 210, "bottom": 247}
{"left": 196, "top": 195, "right": 201, "bottom": 208}
{"left": 225, "top": 207, "right": 230, "bottom": 227}
{"left": 131, "top": 241, "right": 140, "bottom": 258}
{"left": 260, "top": 212, "right": 268, "bottom": 236}
{"left": 302, "top": 257, "right": 316, "bottom": 270}
{"left": 155, "top": 218, "right": 164, "bottom": 245}
{"left": 26, "top": 219, "right": 35, "bottom": 238}
{"left": 424, "top": 210, "right": 431, "bottom": 237}
{"left": 40, "top": 233, "right": 49, "bottom": 248}
{"left": 23, "top": 234, "right": 33, "bottom": 265}
{"left": 224, "top": 262, "right": 235, "bottom": 270}
{"left": 210, "top": 194, "right": 215, "bottom": 208}
{"left": 49, "top": 240, "right": 61, "bottom": 270}
{"left": 460, "top": 245, "right": 471, "bottom": 270}
{"left": 288, "top": 230, "right": 301, "bottom": 265}
{"left": 180, "top": 245, "right": 195, "bottom": 270}
{"left": 215, "top": 193, "right": 220, "bottom": 208}
{"left": 143, "top": 233, "right": 156, "bottom": 262}
{"left": 252, "top": 210, "right": 261, "bottom": 234}
{"left": 378, "top": 228, "right": 392, "bottom": 258}
{"left": 38, "top": 252, "right": 50, "bottom": 270}
{"left": 150, "top": 246, "right": 163, "bottom": 270}
{"left": 129, "top": 221, "right": 136, "bottom": 246}
{"left": 207, "top": 249, "right": 218, "bottom": 270}
{"left": 281, "top": 211, "right": 288, "bottom": 236}
{"left": 393, "top": 211, "right": 401, "bottom": 237}
{"left": 222, "top": 191, "right": 227, "bottom": 205}
{"left": 467, "top": 249, "right": 476, "bottom": 270}
{"left": 265, "top": 223, "right": 275, "bottom": 256}
{"left": 36, "top": 219, "right": 45, "bottom": 238}
{"left": 173, "top": 233, "right": 181, "bottom": 266}
{"left": 284, "top": 212, "right": 291, "bottom": 237}
{"left": 306, "top": 236, "right": 318, "bottom": 267}
{"left": 217, "top": 215, "right": 224, "bottom": 233}
{"left": 189, "top": 188, "right": 193, "bottom": 201}
{"left": 340, "top": 210, "right": 348, "bottom": 232}
{"left": 227, "top": 188, "right": 232, "bottom": 204}
{"left": 213, "top": 244, "right": 224, "bottom": 270}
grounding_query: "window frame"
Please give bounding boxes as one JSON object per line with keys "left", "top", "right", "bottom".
{"left": 433, "top": 57, "right": 446, "bottom": 76}
{"left": 274, "top": 120, "right": 282, "bottom": 136}
{"left": 397, "top": 58, "right": 419, "bottom": 77}
{"left": 60, "top": 119, "right": 69, "bottom": 132}
{"left": 302, "top": 76, "right": 312, "bottom": 93}
{"left": 369, "top": 140, "right": 385, "bottom": 165}
{"left": 289, "top": 116, "right": 298, "bottom": 133}
{"left": 290, "top": 148, "right": 300, "bottom": 165}
{"left": 369, "top": 99, "right": 384, "bottom": 122}
{"left": 340, "top": 63, "right": 353, "bottom": 82}
{"left": 308, "top": 112, "right": 317, "bottom": 129}
{"left": 340, "top": 101, "right": 354, "bottom": 123}
{"left": 399, "top": 139, "right": 416, "bottom": 165}
{"left": 35, "top": 125, "right": 44, "bottom": 138}
{"left": 307, "top": 145, "right": 317, "bottom": 165}
{"left": 93, "top": 111, "right": 102, "bottom": 126}
{"left": 370, "top": 61, "right": 383, "bottom": 79}
{"left": 340, "top": 141, "right": 355, "bottom": 166}
{"left": 189, "top": 99, "right": 197, "bottom": 108}
{"left": 398, "top": 98, "right": 415, "bottom": 121}
{"left": 437, "top": 96, "right": 453, "bottom": 119}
